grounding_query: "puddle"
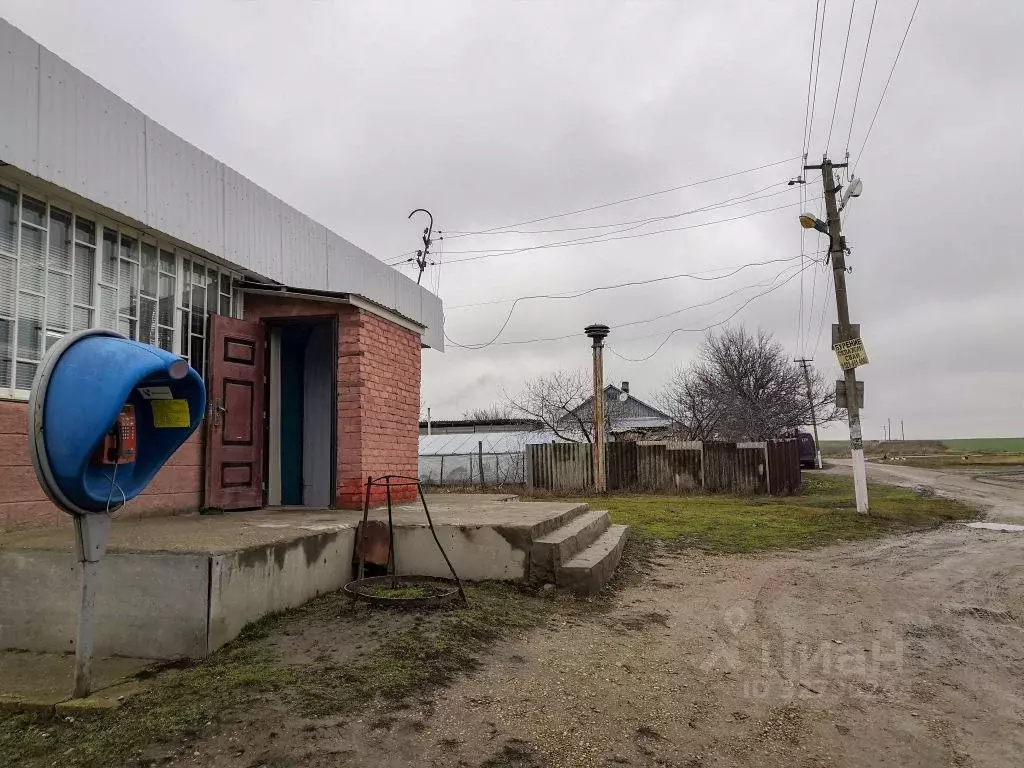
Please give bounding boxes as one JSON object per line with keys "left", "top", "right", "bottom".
{"left": 965, "top": 522, "right": 1024, "bottom": 532}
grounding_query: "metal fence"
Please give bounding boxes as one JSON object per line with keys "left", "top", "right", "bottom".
{"left": 419, "top": 451, "right": 528, "bottom": 487}
{"left": 526, "top": 439, "right": 802, "bottom": 495}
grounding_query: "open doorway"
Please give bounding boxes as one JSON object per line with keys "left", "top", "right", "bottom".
{"left": 266, "top": 318, "right": 336, "bottom": 507}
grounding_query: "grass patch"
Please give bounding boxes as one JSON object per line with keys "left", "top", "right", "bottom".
{"left": 570, "top": 475, "right": 976, "bottom": 553}
{"left": 0, "top": 582, "right": 592, "bottom": 768}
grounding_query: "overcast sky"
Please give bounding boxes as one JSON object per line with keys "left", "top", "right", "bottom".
{"left": 2, "top": 0, "right": 1021, "bottom": 439}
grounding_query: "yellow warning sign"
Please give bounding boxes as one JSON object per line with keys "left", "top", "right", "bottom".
{"left": 833, "top": 338, "right": 869, "bottom": 371}
{"left": 151, "top": 399, "right": 191, "bottom": 428}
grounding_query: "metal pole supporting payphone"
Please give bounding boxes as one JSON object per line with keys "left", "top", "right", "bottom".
{"left": 71, "top": 515, "right": 110, "bottom": 698}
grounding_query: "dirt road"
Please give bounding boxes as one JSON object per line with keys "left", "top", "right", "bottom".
{"left": 173, "top": 476, "right": 1024, "bottom": 768}
{"left": 829, "top": 459, "right": 1024, "bottom": 522}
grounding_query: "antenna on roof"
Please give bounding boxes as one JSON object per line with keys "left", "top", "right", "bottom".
{"left": 408, "top": 209, "right": 434, "bottom": 285}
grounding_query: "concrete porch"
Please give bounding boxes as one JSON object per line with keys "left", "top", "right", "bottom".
{"left": 0, "top": 495, "right": 627, "bottom": 660}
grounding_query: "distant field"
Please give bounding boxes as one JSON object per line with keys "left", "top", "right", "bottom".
{"left": 820, "top": 437, "right": 1024, "bottom": 458}
{"left": 878, "top": 454, "right": 1024, "bottom": 469}
{"left": 942, "top": 438, "right": 1024, "bottom": 453}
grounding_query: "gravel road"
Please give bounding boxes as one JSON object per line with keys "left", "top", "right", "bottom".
{"left": 172, "top": 467, "right": 1024, "bottom": 768}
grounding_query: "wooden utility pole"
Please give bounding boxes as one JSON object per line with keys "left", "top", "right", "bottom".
{"left": 805, "top": 157, "right": 869, "bottom": 512}
{"left": 584, "top": 324, "right": 610, "bottom": 492}
{"left": 794, "top": 358, "right": 823, "bottom": 469}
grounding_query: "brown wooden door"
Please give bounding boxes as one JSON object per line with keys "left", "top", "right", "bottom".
{"left": 205, "top": 315, "right": 266, "bottom": 509}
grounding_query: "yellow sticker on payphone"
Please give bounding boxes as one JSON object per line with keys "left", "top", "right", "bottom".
{"left": 151, "top": 399, "right": 191, "bottom": 428}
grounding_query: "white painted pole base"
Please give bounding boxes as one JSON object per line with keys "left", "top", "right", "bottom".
{"left": 73, "top": 560, "right": 99, "bottom": 698}
{"left": 72, "top": 514, "right": 109, "bottom": 699}
{"left": 815, "top": 449, "right": 823, "bottom": 470}
{"left": 851, "top": 447, "right": 870, "bottom": 513}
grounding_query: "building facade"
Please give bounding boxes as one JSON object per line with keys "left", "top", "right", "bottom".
{"left": 0, "top": 19, "right": 441, "bottom": 528}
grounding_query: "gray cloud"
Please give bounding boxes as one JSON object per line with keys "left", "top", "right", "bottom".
{"left": 2, "top": 0, "right": 1020, "bottom": 439}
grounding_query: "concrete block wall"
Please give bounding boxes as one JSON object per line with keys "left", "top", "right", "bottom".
{"left": 0, "top": 400, "right": 204, "bottom": 531}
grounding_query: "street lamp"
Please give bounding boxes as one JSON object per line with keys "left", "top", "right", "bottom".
{"left": 798, "top": 213, "right": 830, "bottom": 235}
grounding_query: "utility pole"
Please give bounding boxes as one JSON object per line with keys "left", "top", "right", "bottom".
{"left": 887, "top": 417, "right": 892, "bottom": 445}
{"left": 794, "top": 357, "right": 823, "bottom": 469}
{"left": 584, "top": 324, "right": 610, "bottom": 492}
{"left": 901, "top": 420, "right": 905, "bottom": 441}
{"left": 805, "top": 156, "right": 869, "bottom": 513}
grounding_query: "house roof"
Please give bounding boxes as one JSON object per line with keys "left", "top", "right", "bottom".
{"left": 418, "top": 418, "right": 542, "bottom": 431}
{"left": 568, "top": 384, "right": 673, "bottom": 428}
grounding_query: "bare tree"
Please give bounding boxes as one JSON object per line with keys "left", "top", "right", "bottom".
{"left": 660, "top": 326, "right": 841, "bottom": 441}
{"left": 659, "top": 366, "right": 723, "bottom": 441}
{"left": 506, "top": 369, "right": 595, "bottom": 442}
{"left": 461, "top": 403, "right": 516, "bottom": 421}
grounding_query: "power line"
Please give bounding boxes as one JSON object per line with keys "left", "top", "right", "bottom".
{"left": 447, "top": 254, "right": 808, "bottom": 311}
{"left": 442, "top": 182, "right": 790, "bottom": 239}
{"left": 386, "top": 184, "right": 788, "bottom": 266}
{"left": 851, "top": 0, "right": 922, "bottom": 171}
{"left": 794, "top": 0, "right": 819, "bottom": 354}
{"left": 437, "top": 184, "right": 795, "bottom": 255}
{"left": 811, "top": 262, "right": 835, "bottom": 358}
{"left": 614, "top": 262, "right": 809, "bottom": 345}
{"left": 615, "top": 261, "right": 814, "bottom": 330}
{"left": 605, "top": 264, "right": 813, "bottom": 363}
{"left": 805, "top": 0, "right": 829, "bottom": 155}
{"left": 796, "top": 168, "right": 810, "bottom": 355}
{"left": 844, "top": 0, "right": 879, "bottom": 159}
{"left": 801, "top": 0, "right": 824, "bottom": 158}
{"left": 825, "top": 0, "right": 859, "bottom": 153}
{"left": 440, "top": 197, "right": 822, "bottom": 266}
{"left": 444, "top": 259, "right": 814, "bottom": 351}
{"left": 803, "top": 256, "right": 821, "bottom": 356}
{"left": 443, "top": 256, "right": 810, "bottom": 349}
{"left": 431, "top": 233, "right": 445, "bottom": 295}
{"left": 386, "top": 249, "right": 418, "bottom": 266}
{"left": 444, "top": 156, "right": 801, "bottom": 238}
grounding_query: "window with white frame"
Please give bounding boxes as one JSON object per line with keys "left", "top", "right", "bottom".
{"left": 0, "top": 178, "right": 241, "bottom": 398}
{"left": 180, "top": 256, "right": 239, "bottom": 380}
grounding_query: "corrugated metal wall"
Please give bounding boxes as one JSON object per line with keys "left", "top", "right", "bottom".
{"left": 0, "top": 19, "right": 444, "bottom": 349}
{"left": 528, "top": 440, "right": 801, "bottom": 495}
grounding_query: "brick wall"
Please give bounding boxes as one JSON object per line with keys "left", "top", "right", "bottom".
{"left": 0, "top": 297, "right": 422, "bottom": 528}
{"left": 241, "top": 296, "right": 422, "bottom": 508}
{"left": 0, "top": 400, "right": 204, "bottom": 531}
{"left": 338, "top": 309, "right": 422, "bottom": 507}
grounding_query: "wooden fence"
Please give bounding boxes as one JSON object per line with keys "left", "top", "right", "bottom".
{"left": 526, "top": 439, "right": 801, "bottom": 495}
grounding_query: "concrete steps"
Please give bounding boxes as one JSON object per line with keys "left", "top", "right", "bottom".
{"left": 531, "top": 510, "right": 610, "bottom": 582}
{"left": 528, "top": 502, "right": 629, "bottom": 594}
{"left": 558, "top": 524, "right": 629, "bottom": 595}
